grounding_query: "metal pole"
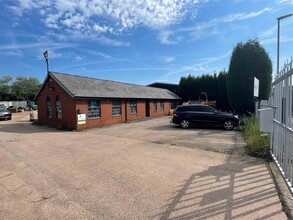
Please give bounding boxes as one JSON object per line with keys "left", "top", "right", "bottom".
{"left": 277, "top": 19, "right": 280, "bottom": 76}
{"left": 277, "top": 14, "right": 293, "bottom": 76}
{"left": 46, "top": 59, "right": 49, "bottom": 74}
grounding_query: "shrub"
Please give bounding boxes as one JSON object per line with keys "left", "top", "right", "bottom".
{"left": 242, "top": 116, "right": 271, "bottom": 159}
{"left": 227, "top": 39, "right": 272, "bottom": 114}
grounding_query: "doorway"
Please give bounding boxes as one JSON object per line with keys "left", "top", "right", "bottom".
{"left": 145, "top": 100, "right": 150, "bottom": 117}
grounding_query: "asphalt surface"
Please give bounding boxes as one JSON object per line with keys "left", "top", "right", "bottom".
{"left": 0, "top": 112, "right": 287, "bottom": 219}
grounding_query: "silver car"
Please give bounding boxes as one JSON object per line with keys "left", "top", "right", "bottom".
{"left": 0, "top": 104, "right": 12, "bottom": 120}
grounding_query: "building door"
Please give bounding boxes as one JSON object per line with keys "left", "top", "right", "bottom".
{"left": 145, "top": 100, "right": 150, "bottom": 117}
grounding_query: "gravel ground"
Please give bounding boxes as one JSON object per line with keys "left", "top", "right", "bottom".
{"left": 0, "top": 112, "right": 288, "bottom": 219}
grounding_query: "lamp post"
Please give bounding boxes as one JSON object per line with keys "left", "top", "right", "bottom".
{"left": 277, "top": 14, "right": 293, "bottom": 76}
{"left": 43, "top": 50, "right": 49, "bottom": 74}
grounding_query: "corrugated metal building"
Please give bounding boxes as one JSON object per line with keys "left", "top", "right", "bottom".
{"left": 35, "top": 72, "right": 181, "bottom": 130}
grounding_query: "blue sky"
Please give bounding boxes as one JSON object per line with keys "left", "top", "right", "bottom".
{"left": 1, "top": 0, "right": 292, "bottom": 85}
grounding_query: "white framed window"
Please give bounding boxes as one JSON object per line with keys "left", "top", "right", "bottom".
{"left": 160, "top": 101, "right": 164, "bottom": 111}
{"left": 88, "top": 100, "right": 101, "bottom": 119}
{"left": 153, "top": 100, "right": 157, "bottom": 112}
{"left": 130, "top": 100, "right": 137, "bottom": 114}
{"left": 56, "top": 95, "right": 62, "bottom": 119}
{"left": 112, "top": 100, "right": 122, "bottom": 116}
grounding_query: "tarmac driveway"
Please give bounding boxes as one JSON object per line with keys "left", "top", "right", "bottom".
{"left": 0, "top": 113, "right": 287, "bottom": 219}
{"left": 89, "top": 116, "right": 246, "bottom": 153}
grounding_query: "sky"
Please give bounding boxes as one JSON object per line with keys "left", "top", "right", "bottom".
{"left": 0, "top": 0, "right": 293, "bottom": 86}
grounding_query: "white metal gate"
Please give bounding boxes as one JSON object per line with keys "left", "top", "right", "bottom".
{"left": 271, "top": 57, "right": 293, "bottom": 192}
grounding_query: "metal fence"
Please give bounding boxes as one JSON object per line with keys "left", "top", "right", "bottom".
{"left": 271, "top": 57, "right": 293, "bottom": 192}
{"left": 0, "top": 101, "right": 28, "bottom": 108}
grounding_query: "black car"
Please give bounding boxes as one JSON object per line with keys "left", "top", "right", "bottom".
{"left": 0, "top": 104, "right": 12, "bottom": 120}
{"left": 171, "top": 104, "right": 239, "bottom": 130}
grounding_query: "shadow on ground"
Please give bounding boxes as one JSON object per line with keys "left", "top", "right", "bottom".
{"left": 155, "top": 155, "right": 285, "bottom": 220}
{"left": 150, "top": 124, "right": 233, "bottom": 133}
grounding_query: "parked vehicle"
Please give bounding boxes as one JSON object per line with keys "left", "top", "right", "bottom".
{"left": 0, "top": 104, "right": 12, "bottom": 120}
{"left": 170, "top": 104, "right": 239, "bottom": 130}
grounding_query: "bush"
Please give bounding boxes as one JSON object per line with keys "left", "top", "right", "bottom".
{"left": 227, "top": 39, "right": 272, "bottom": 114}
{"left": 242, "top": 116, "right": 271, "bottom": 159}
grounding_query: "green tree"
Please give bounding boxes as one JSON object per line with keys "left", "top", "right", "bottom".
{"left": 179, "top": 71, "right": 231, "bottom": 110}
{"left": 11, "top": 76, "right": 41, "bottom": 100}
{"left": 0, "top": 75, "right": 13, "bottom": 101}
{"left": 227, "top": 39, "right": 272, "bottom": 114}
{"left": 216, "top": 70, "right": 230, "bottom": 111}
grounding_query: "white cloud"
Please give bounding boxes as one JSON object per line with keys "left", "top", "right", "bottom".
{"left": 93, "top": 24, "right": 113, "bottom": 34}
{"left": 161, "top": 56, "right": 176, "bottom": 63}
{"left": 158, "top": 7, "right": 272, "bottom": 43}
{"left": 0, "top": 42, "right": 76, "bottom": 50}
{"left": 11, "top": 0, "right": 205, "bottom": 45}
{"left": 220, "top": 7, "right": 271, "bottom": 22}
{"left": 277, "top": 0, "right": 293, "bottom": 4}
{"left": 93, "top": 52, "right": 113, "bottom": 60}
{"left": 157, "top": 31, "right": 178, "bottom": 44}
{"left": 163, "top": 51, "right": 231, "bottom": 77}
{"left": 181, "top": 7, "right": 272, "bottom": 33}
{"left": 35, "top": 50, "right": 86, "bottom": 61}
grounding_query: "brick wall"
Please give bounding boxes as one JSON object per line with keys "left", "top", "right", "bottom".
{"left": 75, "top": 99, "right": 171, "bottom": 129}
{"left": 37, "top": 77, "right": 77, "bottom": 129}
{"left": 149, "top": 100, "right": 170, "bottom": 117}
{"left": 37, "top": 77, "right": 175, "bottom": 130}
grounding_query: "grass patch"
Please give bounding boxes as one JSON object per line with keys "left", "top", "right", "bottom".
{"left": 241, "top": 116, "right": 271, "bottom": 159}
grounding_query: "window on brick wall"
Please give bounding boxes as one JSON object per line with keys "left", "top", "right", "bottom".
{"left": 160, "top": 101, "right": 164, "bottom": 111}
{"left": 169, "top": 101, "right": 176, "bottom": 109}
{"left": 130, "top": 100, "right": 137, "bottom": 114}
{"left": 112, "top": 100, "right": 122, "bottom": 116}
{"left": 55, "top": 95, "right": 62, "bottom": 119}
{"left": 88, "top": 100, "right": 101, "bottom": 119}
{"left": 46, "top": 97, "right": 52, "bottom": 119}
{"left": 153, "top": 100, "right": 157, "bottom": 112}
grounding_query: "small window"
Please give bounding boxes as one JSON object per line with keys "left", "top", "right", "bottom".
{"left": 56, "top": 95, "right": 62, "bottom": 119}
{"left": 46, "top": 97, "right": 52, "bottom": 119}
{"left": 88, "top": 100, "right": 101, "bottom": 119}
{"left": 153, "top": 100, "right": 157, "bottom": 112}
{"left": 160, "top": 101, "right": 164, "bottom": 111}
{"left": 112, "top": 100, "right": 122, "bottom": 116}
{"left": 130, "top": 100, "right": 137, "bottom": 114}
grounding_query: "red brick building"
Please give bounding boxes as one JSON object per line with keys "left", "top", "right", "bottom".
{"left": 35, "top": 72, "right": 181, "bottom": 130}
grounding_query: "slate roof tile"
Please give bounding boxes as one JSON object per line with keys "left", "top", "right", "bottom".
{"left": 49, "top": 72, "right": 181, "bottom": 100}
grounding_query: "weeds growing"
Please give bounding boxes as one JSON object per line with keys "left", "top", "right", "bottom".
{"left": 241, "top": 116, "right": 271, "bottom": 159}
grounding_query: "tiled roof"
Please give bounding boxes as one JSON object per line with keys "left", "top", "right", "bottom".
{"left": 48, "top": 72, "right": 181, "bottom": 100}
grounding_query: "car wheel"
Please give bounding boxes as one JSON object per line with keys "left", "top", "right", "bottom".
{"left": 180, "top": 119, "right": 190, "bottom": 129}
{"left": 223, "top": 120, "right": 234, "bottom": 130}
